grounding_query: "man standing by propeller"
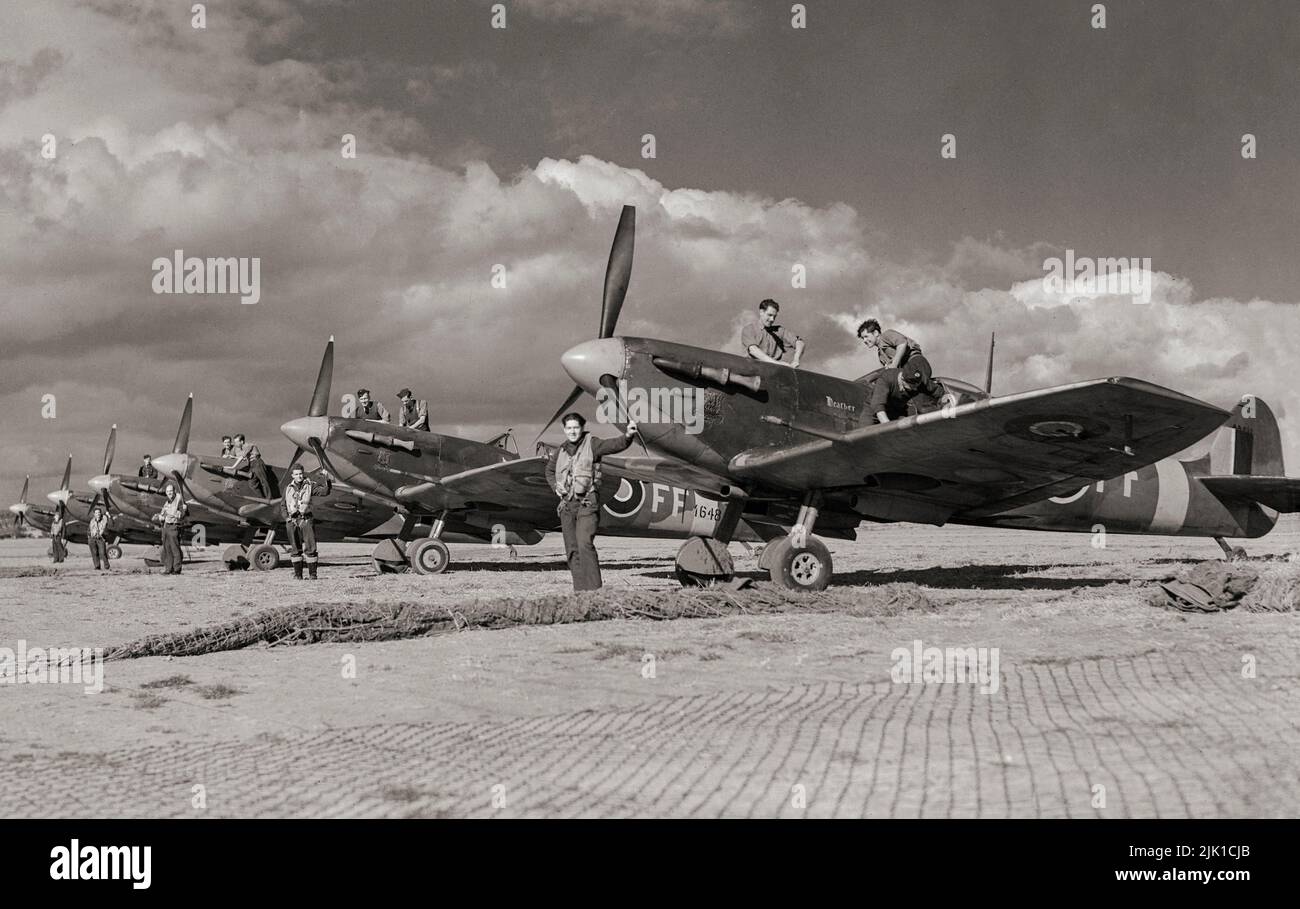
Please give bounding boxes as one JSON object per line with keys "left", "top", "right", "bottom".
{"left": 86, "top": 505, "right": 110, "bottom": 571}
{"left": 152, "top": 482, "right": 188, "bottom": 575}
{"left": 49, "top": 509, "right": 67, "bottom": 564}
{"left": 545, "top": 413, "right": 638, "bottom": 591}
{"left": 283, "top": 462, "right": 318, "bottom": 580}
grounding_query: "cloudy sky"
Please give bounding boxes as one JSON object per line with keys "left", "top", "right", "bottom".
{"left": 2, "top": 0, "right": 1298, "bottom": 497}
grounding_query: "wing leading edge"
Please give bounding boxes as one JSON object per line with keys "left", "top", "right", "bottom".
{"left": 729, "top": 377, "right": 1229, "bottom": 517}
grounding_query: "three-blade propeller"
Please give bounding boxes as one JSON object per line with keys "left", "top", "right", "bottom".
{"left": 535, "top": 205, "right": 636, "bottom": 445}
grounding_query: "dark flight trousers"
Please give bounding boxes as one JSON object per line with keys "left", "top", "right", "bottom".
{"left": 249, "top": 456, "right": 275, "bottom": 499}
{"left": 161, "top": 524, "right": 183, "bottom": 574}
{"left": 50, "top": 535, "right": 66, "bottom": 563}
{"left": 88, "top": 538, "right": 109, "bottom": 570}
{"left": 286, "top": 516, "right": 317, "bottom": 565}
{"left": 558, "top": 496, "right": 602, "bottom": 591}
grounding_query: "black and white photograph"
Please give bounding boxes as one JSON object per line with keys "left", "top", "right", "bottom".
{"left": 0, "top": 0, "right": 1296, "bottom": 883}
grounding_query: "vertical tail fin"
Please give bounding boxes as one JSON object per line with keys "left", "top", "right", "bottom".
{"left": 1205, "top": 395, "right": 1284, "bottom": 477}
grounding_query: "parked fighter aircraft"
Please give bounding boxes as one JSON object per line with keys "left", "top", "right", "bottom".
{"left": 280, "top": 338, "right": 766, "bottom": 577}
{"left": 553, "top": 205, "right": 1300, "bottom": 589}
{"left": 127, "top": 395, "right": 398, "bottom": 570}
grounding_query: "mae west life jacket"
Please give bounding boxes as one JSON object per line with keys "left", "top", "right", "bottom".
{"left": 555, "top": 435, "right": 601, "bottom": 500}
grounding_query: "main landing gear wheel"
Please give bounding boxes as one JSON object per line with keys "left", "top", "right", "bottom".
{"left": 409, "top": 539, "right": 451, "bottom": 575}
{"left": 370, "top": 539, "right": 409, "bottom": 574}
{"left": 247, "top": 542, "right": 280, "bottom": 571}
{"left": 764, "top": 536, "right": 833, "bottom": 592}
{"left": 673, "top": 537, "right": 735, "bottom": 588}
{"left": 107, "top": 545, "right": 123, "bottom": 561}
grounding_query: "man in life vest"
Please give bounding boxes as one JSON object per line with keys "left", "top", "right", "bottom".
{"left": 87, "top": 505, "right": 111, "bottom": 570}
{"left": 49, "top": 510, "right": 67, "bottom": 564}
{"left": 152, "top": 482, "right": 188, "bottom": 574}
{"left": 283, "top": 462, "right": 318, "bottom": 580}
{"left": 544, "top": 413, "right": 639, "bottom": 591}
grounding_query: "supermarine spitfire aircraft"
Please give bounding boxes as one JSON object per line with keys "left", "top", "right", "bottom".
{"left": 279, "top": 335, "right": 768, "bottom": 576}
{"left": 8, "top": 430, "right": 160, "bottom": 556}
{"left": 111, "top": 395, "right": 399, "bottom": 570}
{"left": 552, "top": 205, "right": 1300, "bottom": 590}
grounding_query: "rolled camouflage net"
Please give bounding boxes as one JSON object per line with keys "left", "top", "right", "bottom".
{"left": 1150, "top": 557, "right": 1300, "bottom": 613}
{"left": 103, "top": 582, "right": 935, "bottom": 660}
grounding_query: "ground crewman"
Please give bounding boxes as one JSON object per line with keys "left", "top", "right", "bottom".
{"left": 741, "top": 299, "right": 804, "bottom": 367}
{"left": 868, "top": 361, "right": 957, "bottom": 424}
{"left": 395, "top": 388, "right": 429, "bottom": 431}
{"left": 87, "top": 505, "right": 110, "bottom": 571}
{"left": 858, "top": 319, "right": 935, "bottom": 381}
{"left": 230, "top": 434, "right": 276, "bottom": 499}
{"left": 544, "top": 413, "right": 638, "bottom": 591}
{"left": 49, "top": 510, "right": 67, "bottom": 564}
{"left": 221, "top": 435, "right": 235, "bottom": 459}
{"left": 283, "top": 462, "right": 318, "bottom": 580}
{"left": 355, "top": 389, "right": 390, "bottom": 423}
{"left": 138, "top": 454, "right": 159, "bottom": 479}
{"left": 153, "top": 482, "right": 188, "bottom": 574}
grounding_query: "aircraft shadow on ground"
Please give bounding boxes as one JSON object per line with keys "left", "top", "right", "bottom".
{"left": 643, "top": 562, "right": 1128, "bottom": 590}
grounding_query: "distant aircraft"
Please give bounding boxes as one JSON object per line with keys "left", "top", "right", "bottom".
{"left": 551, "top": 205, "right": 1300, "bottom": 589}
{"left": 129, "top": 395, "right": 397, "bottom": 570}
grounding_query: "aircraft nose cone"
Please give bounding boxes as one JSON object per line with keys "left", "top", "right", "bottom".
{"left": 46, "top": 489, "right": 70, "bottom": 505}
{"left": 561, "top": 338, "right": 626, "bottom": 393}
{"left": 280, "top": 416, "right": 330, "bottom": 450}
{"left": 88, "top": 474, "right": 112, "bottom": 493}
{"left": 150, "top": 453, "right": 187, "bottom": 478}
{"left": 8, "top": 503, "right": 26, "bottom": 515}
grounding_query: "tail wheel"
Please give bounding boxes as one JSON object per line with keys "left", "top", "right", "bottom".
{"left": 410, "top": 539, "right": 451, "bottom": 575}
{"left": 767, "top": 536, "right": 833, "bottom": 592}
{"left": 247, "top": 543, "right": 280, "bottom": 571}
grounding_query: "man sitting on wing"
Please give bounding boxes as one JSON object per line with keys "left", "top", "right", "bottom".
{"left": 868, "top": 360, "right": 957, "bottom": 424}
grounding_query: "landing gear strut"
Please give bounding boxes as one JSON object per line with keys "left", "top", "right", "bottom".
{"left": 761, "top": 493, "right": 833, "bottom": 591}
{"left": 673, "top": 488, "right": 747, "bottom": 587}
{"left": 372, "top": 511, "right": 453, "bottom": 575}
{"left": 224, "top": 529, "right": 282, "bottom": 571}
{"left": 1214, "top": 536, "right": 1248, "bottom": 561}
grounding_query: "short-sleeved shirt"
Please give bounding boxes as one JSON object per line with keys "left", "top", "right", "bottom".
{"left": 871, "top": 328, "right": 920, "bottom": 367}
{"left": 741, "top": 321, "right": 801, "bottom": 361}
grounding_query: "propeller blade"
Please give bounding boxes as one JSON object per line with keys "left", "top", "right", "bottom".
{"left": 533, "top": 384, "right": 584, "bottom": 447}
{"left": 19, "top": 475, "right": 28, "bottom": 505}
{"left": 279, "top": 446, "right": 305, "bottom": 488}
{"left": 308, "top": 336, "right": 334, "bottom": 418}
{"left": 60, "top": 454, "right": 72, "bottom": 492}
{"left": 103, "top": 424, "right": 117, "bottom": 474}
{"left": 599, "top": 205, "right": 635, "bottom": 339}
{"left": 598, "top": 373, "right": 650, "bottom": 456}
{"left": 173, "top": 394, "right": 193, "bottom": 454}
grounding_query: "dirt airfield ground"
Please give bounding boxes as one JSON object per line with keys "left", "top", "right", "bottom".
{"left": 1, "top": 520, "right": 1298, "bottom": 818}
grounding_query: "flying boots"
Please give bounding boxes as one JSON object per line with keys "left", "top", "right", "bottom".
{"left": 293, "top": 561, "right": 303, "bottom": 580}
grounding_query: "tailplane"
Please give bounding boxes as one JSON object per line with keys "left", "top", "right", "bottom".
{"left": 1195, "top": 395, "right": 1300, "bottom": 512}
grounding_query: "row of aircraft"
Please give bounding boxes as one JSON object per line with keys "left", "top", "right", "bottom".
{"left": 10, "top": 206, "right": 1300, "bottom": 589}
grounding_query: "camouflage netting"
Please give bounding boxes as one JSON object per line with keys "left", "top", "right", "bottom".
{"left": 1150, "top": 557, "right": 1300, "bottom": 613}
{"left": 103, "top": 582, "right": 936, "bottom": 660}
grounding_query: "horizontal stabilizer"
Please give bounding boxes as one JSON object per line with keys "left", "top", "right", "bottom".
{"left": 1200, "top": 476, "right": 1300, "bottom": 512}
